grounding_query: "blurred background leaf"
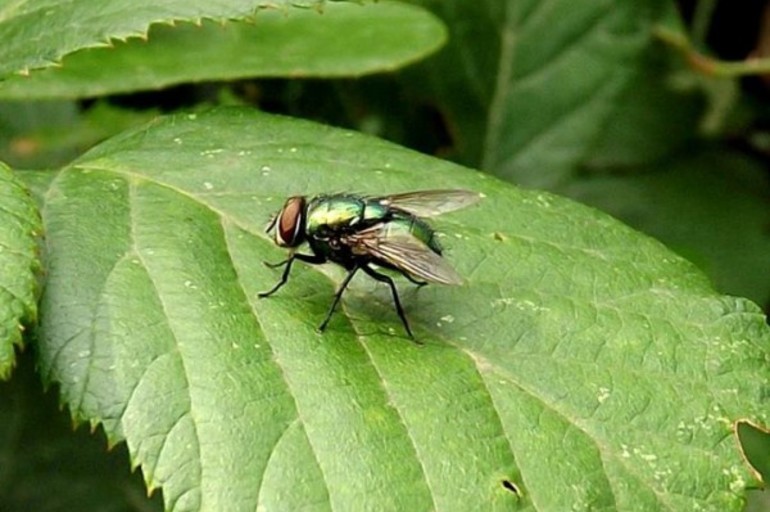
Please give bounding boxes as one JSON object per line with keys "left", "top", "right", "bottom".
{"left": 0, "top": 163, "right": 41, "bottom": 380}
{"left": 0, "top": 0, "right": 345, "bottom": 78}
{"left": 0, "top": 3, "right": 446, "bottom": 100}
{"left": 0, "top": 350, "right": 162, "bottom": 512}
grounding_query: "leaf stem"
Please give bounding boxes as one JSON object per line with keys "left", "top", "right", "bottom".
{"left": 655, "top": 25, "right": 770, "bottom": 77}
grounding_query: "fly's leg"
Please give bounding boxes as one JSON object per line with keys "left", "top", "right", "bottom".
{"left": 361, "top": 265, "right": 416, "bottom": 340}
{"left": 263, "top": 258, "right": 290, "bottom": 269}
{"left": 318, "top": 266, "right": 359, "bottom": 332}
{"left": 403, "top": 273, "right": 428, "bottom": 288}
{"left": 259, "top": 256, "right": 295, "bottom": 298}
{"left": 259, "top": 252, "right": 325, "bottom": 298}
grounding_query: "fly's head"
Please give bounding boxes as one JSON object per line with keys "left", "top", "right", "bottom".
{"left": 266, "top": 196, "right": 307, "bottom": 248}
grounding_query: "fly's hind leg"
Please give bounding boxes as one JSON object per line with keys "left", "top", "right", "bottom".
{"left": 361, "top": 265, "right": 417, "bottom": 341}
{"left": 403, "top": 273, "right": 428, "bottom": 288}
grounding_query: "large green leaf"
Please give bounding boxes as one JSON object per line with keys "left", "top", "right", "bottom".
{"left": 0, "top": 163, "right": 41, "bottom": 379}
{"left": 405, "top": 0, "right": 668, "bottom": 187}
{"left": 0, "top": 0, "right": 349, "bottom": 78}
{"left": 30, "top": 108, "right": 769, "bottom": 510}
{"left": 0, "top": 2, "right": 445, "bottom": 99}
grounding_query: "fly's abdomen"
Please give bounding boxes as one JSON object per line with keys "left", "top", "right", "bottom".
{"left": 386, "top": 213, "right": 442, "bottom": 255}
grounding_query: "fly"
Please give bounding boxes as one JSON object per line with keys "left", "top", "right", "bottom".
{"left": 259, "top": 189, "right": 480, "bottom": 339}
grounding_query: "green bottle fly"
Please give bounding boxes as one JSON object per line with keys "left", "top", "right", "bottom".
{"left": 260, "top": 189, "right": 479, "bottom": 339}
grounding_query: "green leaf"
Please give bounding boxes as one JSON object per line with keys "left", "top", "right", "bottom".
{"left": 562, "top": 149, "right": 770, "bottom": 307}
{"left": 0, "top": 163, "right": 41, "bottom": 380}
{"left": 0, "top": 2, "right": 446, "bottom": 100}
{"left": 0, "top": 0, "right": 349, "bottom": 78}
{"left": 31, "top": 108, "right": 769, "bottom": 510}
{"left": 0, "top": 351, "right": 162, "bottom": 511}
{"left": 406, "top": 0, "right": 669, "bottom": 187}
{"left": 585, "top": 50, "right": 705, "bottom": 168}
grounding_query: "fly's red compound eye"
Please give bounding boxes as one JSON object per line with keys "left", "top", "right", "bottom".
{"left": 276, "top": 196, "right": 306, "bottom": 247}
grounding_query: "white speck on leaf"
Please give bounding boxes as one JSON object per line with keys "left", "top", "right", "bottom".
{"left": 724, "top": 466, "right": 746, "bottom": 492}
{"left": 597, "top": 387, "right": 610, "bottom": 403}
{"left": 492, "top": 297, "right": 549, "bottom": 313}
{"left": 203, "top": 182, "right": 214, "bottom": 190}
{"left": 536, "top": 194, "right": 552, "bottom": 207}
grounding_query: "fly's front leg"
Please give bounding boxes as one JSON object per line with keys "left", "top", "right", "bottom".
{"left": 259, "top": 252, "right": 325, "bottom": 298}
{"left": 259, "top": 255, "right": 296, "bottom": 298}
{"left": 263, "top": 258, "right": 291, "bottom": 269}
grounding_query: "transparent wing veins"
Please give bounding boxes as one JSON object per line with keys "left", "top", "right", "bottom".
{"left": 372, "top": 189, "right": 480, "bottom": 217}
{"left": 344, "top": 225, "right": 463, "bottom": 285}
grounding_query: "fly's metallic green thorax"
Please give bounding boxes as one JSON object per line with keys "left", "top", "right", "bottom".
{"left": 260, "top": 189, "right": 480, "bottom": 340}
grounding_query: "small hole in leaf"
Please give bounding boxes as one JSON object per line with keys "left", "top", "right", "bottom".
{"left": 501, "top": 479, "right": 520, "bottom": 495}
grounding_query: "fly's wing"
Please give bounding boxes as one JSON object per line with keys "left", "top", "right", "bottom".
{"left": 373, "top": 189, "right": 481, "bottom": 217}
{"left": 344, "top": 224, "right": 464, "bottom": 285}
